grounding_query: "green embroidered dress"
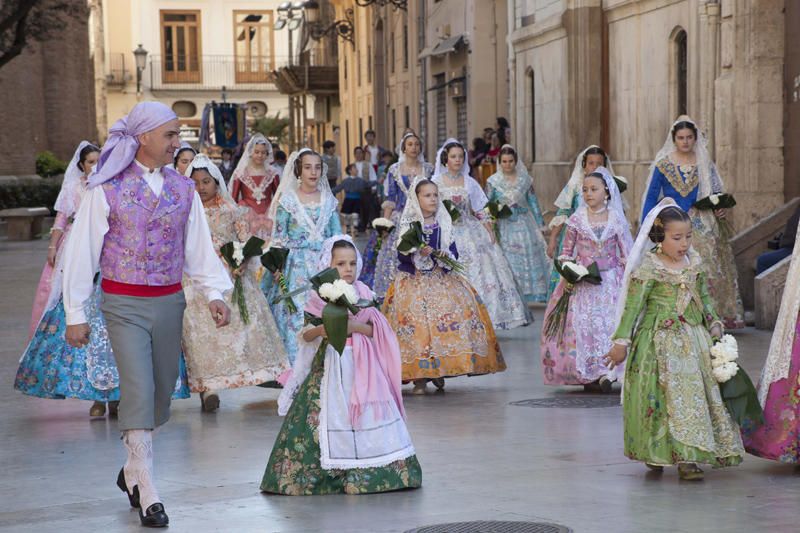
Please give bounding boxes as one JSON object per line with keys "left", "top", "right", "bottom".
{"left": 261, "top": 339, "right": 422, "bottom": 495}
{"left": 612, "top": 250, "right": 744, "bottom": 467}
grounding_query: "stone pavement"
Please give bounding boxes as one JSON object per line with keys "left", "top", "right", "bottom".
{"left": 0, "top": 238, "right": 798, "bottom": 533}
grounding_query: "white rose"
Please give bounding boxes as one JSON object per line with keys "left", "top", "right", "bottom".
{"left": 615, "top": 175, "right": 628, "bottom": 185}
{"left": 333, "top": 279, "right": 359, "bottom": 305}
{"left": 712, "top": 362, "right": 739, "bottom": 383}
{"left": 563, "top": 262, "right": 589, "bottom": 278}
{"left": 232, "top": 242, "right": 245, "bottom": 264}
{"left": 709, "top": 194, "right": 720, "bottom": 206}
{"left": 372, "top": 217, "right": 395, "bottom": 229}
{"left": 318, "top": 282, "right": 340, "bottom": 302}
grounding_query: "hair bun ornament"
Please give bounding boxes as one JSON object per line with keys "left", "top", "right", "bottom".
{"left": 653, "top": 218, "right": 664, "bottom": 228}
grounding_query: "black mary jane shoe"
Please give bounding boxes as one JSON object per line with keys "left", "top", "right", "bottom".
{"left": 116, "top": 468, "right": 140, "bottom": 509}
{"left": 139, "top": 502, "right": 169, "bottom": 528}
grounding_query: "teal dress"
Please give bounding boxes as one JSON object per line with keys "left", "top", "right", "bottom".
{"left": 15, "top": 281, "right": 190, "bottom": 401}
{"left": 264, "top": 192, "right": 342, "bottom": 364}
{"left": 486, "top": 171, "right": 550, "bottom": 303}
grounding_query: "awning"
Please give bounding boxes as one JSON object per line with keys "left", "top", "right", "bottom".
{"left": 419, "top": 34, "right": 466, "bottom": 59}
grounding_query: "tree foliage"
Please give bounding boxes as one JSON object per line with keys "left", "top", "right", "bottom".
{"left": 0, "top": 0, "right": 88, "bottom": 70}
{"left": 252, "top": 113, "right": 290, "bottom": 146}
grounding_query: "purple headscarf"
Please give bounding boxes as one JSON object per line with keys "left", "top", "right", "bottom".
{"left": 88, "top": 101, "right": 178, "bottom": 188}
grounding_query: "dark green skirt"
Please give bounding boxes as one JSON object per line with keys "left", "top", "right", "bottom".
{"left": 260, "top": 343, "right": 422, "bottom": 495}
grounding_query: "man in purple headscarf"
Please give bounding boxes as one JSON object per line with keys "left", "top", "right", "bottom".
{"left": 62, "top": 102, "right": 233, "bottom": 528}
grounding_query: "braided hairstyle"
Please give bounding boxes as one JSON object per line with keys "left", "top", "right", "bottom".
{"left": 648, "top": 206, "right": 691, "bottom": 243}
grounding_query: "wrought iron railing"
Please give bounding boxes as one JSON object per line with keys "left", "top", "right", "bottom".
{"left": 106, "top": 53, "right": 129, "bottom": 86}
{"left": 147, "top": 54, "right": 280, "bottom": 91}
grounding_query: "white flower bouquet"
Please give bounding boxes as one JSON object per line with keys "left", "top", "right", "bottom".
{"left": 709, "top": 334, "right": 763, "bottom": 427}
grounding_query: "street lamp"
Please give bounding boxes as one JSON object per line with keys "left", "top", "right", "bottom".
{"left": 133, "top": 44, "right": 148, "bottom": 95}
{"left": 273, "top": 1, "right": 356, "bottom": 47}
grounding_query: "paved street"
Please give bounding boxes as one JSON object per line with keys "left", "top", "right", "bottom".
{"left": 0, "top": 238, "right": 797, "bottom": 533}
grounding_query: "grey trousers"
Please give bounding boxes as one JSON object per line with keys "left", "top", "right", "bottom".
{"left": 102, "top": 291, "right": 186, "bottom": 431}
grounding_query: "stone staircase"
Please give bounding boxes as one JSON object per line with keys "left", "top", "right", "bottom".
{"left": 731, "top": 197, "right": 800, "bottom": 329}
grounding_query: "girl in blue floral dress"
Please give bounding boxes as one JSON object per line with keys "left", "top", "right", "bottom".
{"left": 265, "top": 149, "right": 342, "bottom": 364}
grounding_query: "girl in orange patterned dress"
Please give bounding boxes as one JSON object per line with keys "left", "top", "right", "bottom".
{"left": 382, "top": 177, "right": 505, "bottom": 395}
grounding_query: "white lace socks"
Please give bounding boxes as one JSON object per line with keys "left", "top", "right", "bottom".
{"left": 122, "top": 429, "right": 162, "bottom": 510}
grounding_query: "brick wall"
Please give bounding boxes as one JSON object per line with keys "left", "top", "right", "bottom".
{"left": 0, "top": 11, "right": 97, "bottom": 175}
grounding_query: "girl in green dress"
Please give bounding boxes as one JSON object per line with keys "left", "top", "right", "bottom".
{"left": 261, "top": 235, "right": 421, "bottom": 495}
{"left": 604, "top": 198, "right": 744, "bottom": 480}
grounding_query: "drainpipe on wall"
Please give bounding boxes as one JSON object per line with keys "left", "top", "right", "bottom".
{"left": 418, "top": 0, "right": 428, "bottom": 159}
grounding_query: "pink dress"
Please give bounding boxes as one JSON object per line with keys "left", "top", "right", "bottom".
{"left": 743, "top": 312, "right": 800, "bottom": 462}
{"left": 540, "top": 208, "right": 630, "bottom": 385}
{"left": 28, "top": 209, "right": 74, "bottom": 340}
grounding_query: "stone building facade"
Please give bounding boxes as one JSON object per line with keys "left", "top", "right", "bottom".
{"left": 508, "top": 0, "right": 797, "bottom": 231}
{"left": 332, "top": 0, "right": 508, "bottom": 163}
{"left": 0, "top": 8, "right": 97, "bottom": 175}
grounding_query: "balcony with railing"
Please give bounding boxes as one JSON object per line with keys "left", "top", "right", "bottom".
{"left": 147, "top": 54, "right": 279, "bottom": 91}
{"left": 272, "top": 49, "right": 339, "bottom": 96}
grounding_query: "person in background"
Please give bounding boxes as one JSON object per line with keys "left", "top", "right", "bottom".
{"left": 273, "top": 150, "right": 288, "bottom": 176}
{"left": 218, "top": 148, "right": 235, "bottom": 185}
{"left": 364, "top": 130, "right": 386, "bottom": 170}
{"left": 332, "top": 163, "right": 376, "bottom": 237}
{"left": 377, "top": 151, "right": 395, "bottom": 202}
{"left": 322, "top": 140, "right": 341, "bottom": 190}
{"left": 353, "top": 146, "right": 379, "bottom": 231}
{"left": 496, "top": 117, "right": 511, "bottom": 145}
{"left": 756, "top": 204, "right": 800, "bottom": 274}
{"left": 469, "top": 137, "right": 488, "bottom": 176}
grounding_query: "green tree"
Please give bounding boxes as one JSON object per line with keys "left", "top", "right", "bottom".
{"left": 252, "top": 113, "right": 290, "bottom": 147}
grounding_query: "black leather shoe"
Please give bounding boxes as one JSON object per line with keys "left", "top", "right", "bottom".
{"left": 116, "top": 468, "right": 140, "bottom": 509}
{"left": 138, "top": 502, "right": 169, "bottom": 528}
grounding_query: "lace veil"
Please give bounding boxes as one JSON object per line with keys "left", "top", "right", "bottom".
{"left": 316, "top": 234, "right": 364, "bottom": 280}
{"left": 185, "top": 153, "right": 233, "bottom": 204}
{"left": 640, "top": 115, "right": 724, "bottom": 219}
{"left": 757, "top": 229, "right": 800, "bottom": 405}
{"left": 432, "top": 138, "right": 471, "bottom": 180}
{"left": 397, "top": 175, "right": 454, "bottom": 251}
{"left": 54, "top": 141, "right": 97, "bottom": 218}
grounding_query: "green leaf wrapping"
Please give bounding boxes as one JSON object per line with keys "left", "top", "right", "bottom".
{"left": 243, "top": 236, "right": 266, "bottom": 257}
{"left": 442, "top": 199, "right": 461, "bottom": 223}
{"left": 322, "top": 302, "right": 350, "bottom": 355}
{"left": 310, "top": 267, "right": 341, "bottom": 289}
{"left": 693, "top": 193, "right": 737, "bottom": 210}
{"left": 260, "top": 247, "right": 297, "bottom": 312}
{"left": 613, "top": 177, "right": 628, "bottom": 194}
{"left": 260, "top": 246, "right": 290, "bottom": 273}
{"left": 396, "top": 221, "right": 425, "bottom": 255}
{"left": 719, "top": 368, "right": 764, "bottom": 427}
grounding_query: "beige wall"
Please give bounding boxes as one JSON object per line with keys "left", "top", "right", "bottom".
{"left": 509, "top": 0, "right": 787, "bottom": 230}
{"left": 423, "top": 0, "right": 509, "bottom": 160}
{"left": 97, "top": 0, "right": 292, "bottom": 138}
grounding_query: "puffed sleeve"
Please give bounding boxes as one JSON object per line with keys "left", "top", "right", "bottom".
{"left": 271, "top": 204, "right": 290, "bottom": 247}
{"left": 466, "top": 176, "right": 489, "bottom": 218}
{"left": 558, "top": 225, "right": 578, "bottom": 262}
{"left": 611, "top": 277, "right": 653, "bottom": 346}
{"left": 641, "top": 167, "right": 665, "bottom": 223}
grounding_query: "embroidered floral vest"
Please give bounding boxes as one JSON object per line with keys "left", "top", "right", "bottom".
{"left": 100, "top": 164, "right": 194, "bottom": 285}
